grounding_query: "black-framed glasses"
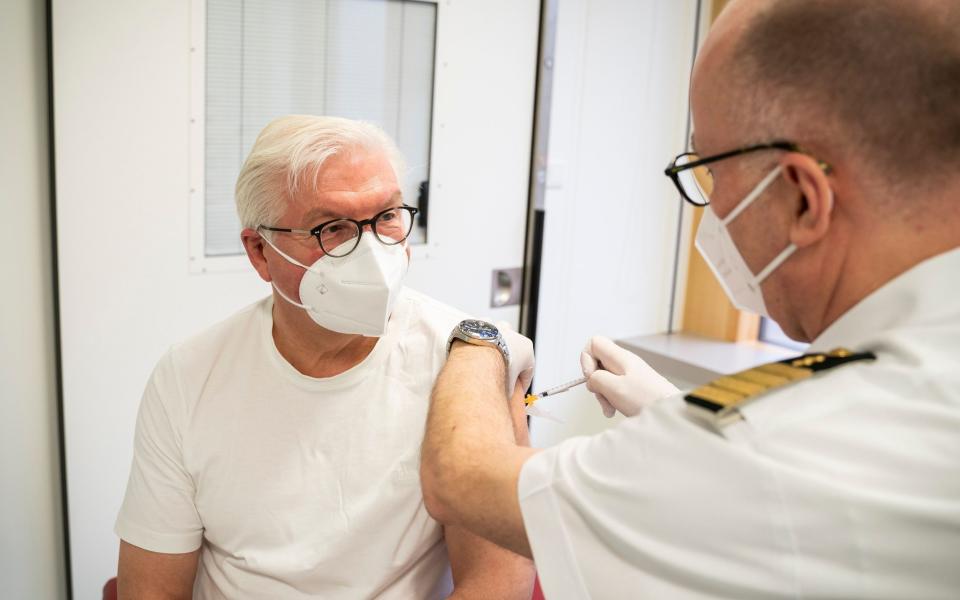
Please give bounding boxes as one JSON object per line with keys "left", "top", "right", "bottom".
{"left": 664, "top": 140, "right": 831, "bottom": 207}
{"left": 259, "top": 205, "right": 419, "bottom": 258}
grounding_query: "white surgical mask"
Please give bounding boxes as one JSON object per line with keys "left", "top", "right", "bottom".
{"left": 263, "top": 232, "right": 409, "bottom": 336}
{"left": 695, "top": 165, "right": 797, "bottom": 317}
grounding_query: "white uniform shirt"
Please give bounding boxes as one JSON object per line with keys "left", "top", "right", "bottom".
{"left": 518, "top": 248, "right": 960, "bottom": 599}
{"left": 116, "top": 288, "right": 465, "bottom": 599}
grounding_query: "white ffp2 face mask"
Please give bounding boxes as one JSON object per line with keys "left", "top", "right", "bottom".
{"left": 263, "top": 232, "right": 409, "bottom": 337}
{"left": 695, "top": 165, "right": 797, "bottom": 317}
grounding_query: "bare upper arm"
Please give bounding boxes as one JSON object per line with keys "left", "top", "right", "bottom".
{"left": 422, "top": 351, "right": 541, "bottom": 558}
{"left": 443, "top": 388, "right": 535, "bottom": 597}
{"left": 446, "top": 383, "right": 539, "bottom": 558}
{"left": 445, "top": 523, "right": 535, "bottom": 599}
{"left": 118, "top": 540, "right": 200, "bottom": 600}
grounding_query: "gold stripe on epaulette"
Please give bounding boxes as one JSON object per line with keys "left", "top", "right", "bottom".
{"left": 755, "top": 362, "right": 812, "bottom": 381}
{"left": 712, "top": 376, "right": 766, "bottom": 397}
{"left": 737, "top": 369, "right": 790, "bottom": 388}
{"left": 684, "top": 347, "right": 877, "bottom": 429}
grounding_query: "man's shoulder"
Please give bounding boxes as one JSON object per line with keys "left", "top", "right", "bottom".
{"left": 163, "top": 296, "right": 270, "bottom": 379}
{"left": 142, "top": 296, "right": 270, "bottom": 420}
{"left": 724, "top": 339, "right": 960, "bottom": 441}
{"left": 397, "top": 287, "right": 471, "bottom": 336}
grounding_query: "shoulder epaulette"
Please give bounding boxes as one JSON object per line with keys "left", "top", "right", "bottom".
{"left": 685, "top": 348, "right": 876, "bottom": 427}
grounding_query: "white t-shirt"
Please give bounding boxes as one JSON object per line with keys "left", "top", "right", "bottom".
{"left": 116, "top": 287, "right": 466, "bottom": 599}
{"left": 519, "top": 248, "right": 960, "bottom": 599}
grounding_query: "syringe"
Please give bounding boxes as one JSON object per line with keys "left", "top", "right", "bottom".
{"left": 524, "top": 375, "right": 589, "bottom": 406}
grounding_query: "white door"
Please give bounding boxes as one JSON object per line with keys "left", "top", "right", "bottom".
{"left": 52, "top": 0, "right": 539, "bottom": 595}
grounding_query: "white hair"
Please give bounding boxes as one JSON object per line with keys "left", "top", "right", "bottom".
{"left": 235, "top": 114, "right": 406, "bottom": 231}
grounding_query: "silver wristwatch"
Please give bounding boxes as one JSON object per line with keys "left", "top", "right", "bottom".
{"left": 446, "top": 319, "right": 511, "bottom": 368}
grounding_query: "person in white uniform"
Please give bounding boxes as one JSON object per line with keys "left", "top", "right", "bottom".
{"left": 115, "top": 115, "right": 534, "bottom": 599}
{"left": 420, "top": 0, "right": 960, "bottom": 598}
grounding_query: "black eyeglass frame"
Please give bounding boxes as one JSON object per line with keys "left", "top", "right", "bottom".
{"left": 258, "top": 204, "right": 419, "bottom": 257}
{"left": 664, "top": 140, "right": 831, "bottom": 207}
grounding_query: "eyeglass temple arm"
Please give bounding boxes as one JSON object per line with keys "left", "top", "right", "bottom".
{"left": 664, "top": 141, "right": 801, "bottom": 175}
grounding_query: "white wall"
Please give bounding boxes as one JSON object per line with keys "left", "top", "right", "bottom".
{"left": 0, "top": 0, "right": 68, "bottom": 598}
{"left": 531, "top": 0, "right": 700, "bottom": 445}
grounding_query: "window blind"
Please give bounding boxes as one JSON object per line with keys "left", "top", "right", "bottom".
{"left": 205, "top": 0, "right": 436, "bottom": 256}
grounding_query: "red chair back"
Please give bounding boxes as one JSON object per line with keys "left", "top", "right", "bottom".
{"left": 103, "top": 577, "right": 117, "bottom": 600}
{"left": 532, "top": 575, "right": 546, "bottom": 600}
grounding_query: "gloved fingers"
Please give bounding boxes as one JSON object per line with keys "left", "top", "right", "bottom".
{"left": 585, "top": 369, "right": 622, "bottom": 400}
{"left": 495, "top": 321, "right": 533, "bottom": 355}
{"left": 596, "top": 394, "right": 616, "bottom": 418}
{"left": 584, "top": 336, "right": 633, "bottom": 376}
{"left": 517, "top": 366, "right": 535, "bottom": 395}
{"left": 495, "top": 321, "right": 535, "bottom": 397}
{"left": 579, "top": 350, "right": 599, "bottom": 378}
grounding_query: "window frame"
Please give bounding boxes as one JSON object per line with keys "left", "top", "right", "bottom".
{"left": 186, "top": 0, "right": 441, "bottom": 274}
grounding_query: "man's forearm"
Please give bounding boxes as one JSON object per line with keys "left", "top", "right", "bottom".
{"left": 421, "top": 342, "right": 536, "bottom": 557}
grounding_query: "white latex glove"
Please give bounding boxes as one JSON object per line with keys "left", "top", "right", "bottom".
{"left": 579, "top": 336, "right": 679, "bottom": 418}
{"left": 495, "top": 321, "right": 535, "bottom": 398}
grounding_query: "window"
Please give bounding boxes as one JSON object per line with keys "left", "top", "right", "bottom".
{"left": 758, "top": 317, "right": 808, "bottom": 351}
{"left": 202, "top": 0, "right": 437, "bottom": 258}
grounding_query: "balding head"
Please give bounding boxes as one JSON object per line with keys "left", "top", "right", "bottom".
{"left": 698, "top": 0, "right": 960, "bottom": 196}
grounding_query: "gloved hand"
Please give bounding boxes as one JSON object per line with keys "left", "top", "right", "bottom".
{"left": 496, "top": 321, "right": 535, "bottom": 399}
{"left": 580, "top": 336, "right": 679, "bottom": 418}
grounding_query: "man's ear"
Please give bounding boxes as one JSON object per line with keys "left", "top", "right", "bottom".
{"left": 240, "top": 228, "right": 273, "bottom": 283}
{"left": 780, "top": 153, "right": 834, "bottom": 248}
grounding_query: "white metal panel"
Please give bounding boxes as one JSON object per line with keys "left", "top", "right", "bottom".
{"left": 403, "top": 0, "right": 539, "bottom": 326}
{"left": 53, "top": 0, "right": 538, "bottom": 596}
{"left": 530, "top": 0, "right": 700, "bottom": 446}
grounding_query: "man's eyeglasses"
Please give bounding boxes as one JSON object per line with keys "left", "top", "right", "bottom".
{"left": 258, "top": 205, "right": 419, "bottom": 258}
{"left": 664, "top": 141, "right": 831, "bottom": 207}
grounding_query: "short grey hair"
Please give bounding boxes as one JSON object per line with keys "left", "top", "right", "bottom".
{"left": 728, "top": 0, "right": 960, "bottom": 191}
{"left": 235, "top": 115, "right": 406, "bottom": 230}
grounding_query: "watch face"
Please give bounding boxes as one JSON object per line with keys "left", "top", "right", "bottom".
{"left": 459, "top": 319, "right": 499, "bottom": 341}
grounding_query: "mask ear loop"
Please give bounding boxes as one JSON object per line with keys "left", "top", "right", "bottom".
{"left": 260, "top": 233, "right": 312, "bottom": 270}
{"left": 755, "top": 243, "right": 797, "bottom": 283}
{"left": 259, "top": 232, "right": 316, "bottom": 311}
{"left": 755, "top": 185, "right": 834, "bottom": 284}
{"left": 722, "top": 165, "right": 783, "bottom": 225}
{"left": 271, "top": 281, "right": 313, "bottom": 311}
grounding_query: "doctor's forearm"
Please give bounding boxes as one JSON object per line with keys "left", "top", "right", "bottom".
{"left": 422, "top": 343, "right": 536, "bottom": 557}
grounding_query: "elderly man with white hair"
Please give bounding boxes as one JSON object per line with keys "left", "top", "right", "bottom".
{"left": 114, "top": 115, "right": 534, "bottom": 599}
